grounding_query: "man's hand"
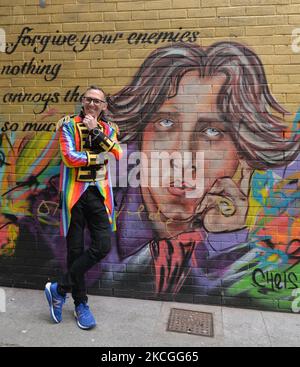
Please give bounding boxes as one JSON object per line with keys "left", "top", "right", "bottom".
{"left": 83, "top": 114, "right": 98, "bottom": 130}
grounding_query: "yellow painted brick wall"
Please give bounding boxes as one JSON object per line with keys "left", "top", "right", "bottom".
{"left": 0, "top": 0, "right": 299, "bottom": 124}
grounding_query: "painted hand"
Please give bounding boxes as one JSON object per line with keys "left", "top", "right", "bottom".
{"left": 195, "top": 161, "right": 253, "bottom": 233}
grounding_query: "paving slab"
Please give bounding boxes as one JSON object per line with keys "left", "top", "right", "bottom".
{"left": 262, "top": 311, "right": 300, "bottom": 347}
{"left": 222, "top": 307, "right": 271, "bottom": 347}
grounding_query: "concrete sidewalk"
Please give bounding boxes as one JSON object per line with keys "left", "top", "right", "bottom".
{"left": 0, "top": 287, "right": 299, "bottom": 347}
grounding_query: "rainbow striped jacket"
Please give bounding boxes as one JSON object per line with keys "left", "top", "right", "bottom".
{"left": 58, "top": 114, "right": 123, "bottom": 237}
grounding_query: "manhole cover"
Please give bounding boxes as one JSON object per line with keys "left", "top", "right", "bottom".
{"left": 167, "top": 308, "right": 214, "bottom": 337}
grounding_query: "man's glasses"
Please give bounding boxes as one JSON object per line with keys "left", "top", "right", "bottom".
{"left": 82, "top": 97, "right": 106, "bottom": 106}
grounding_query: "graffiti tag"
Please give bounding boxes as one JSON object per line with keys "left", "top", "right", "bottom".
{"left": 252, "top": 269, "right": 299, "bottom": 290}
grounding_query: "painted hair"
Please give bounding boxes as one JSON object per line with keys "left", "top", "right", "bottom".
{"left": 107, "top": 42, "right": 300, "bottom": 170}
{"left": 84, "top": 85, "right": 107, "bottom": 100}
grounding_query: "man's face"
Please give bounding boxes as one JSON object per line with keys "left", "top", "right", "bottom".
{"left": 82, "top": 89, "right": 107, "bottom": 119}
{"left": 140, "top": 71, "right": 240, "bottom": 236}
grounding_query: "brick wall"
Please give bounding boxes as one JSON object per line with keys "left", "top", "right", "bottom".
{"left": 0, "top": 0, "right": 300, "bottom": 312}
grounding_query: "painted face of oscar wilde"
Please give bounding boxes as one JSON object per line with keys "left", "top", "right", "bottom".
{"left": 140, "top": 71, "right": 241, "bottom": 238}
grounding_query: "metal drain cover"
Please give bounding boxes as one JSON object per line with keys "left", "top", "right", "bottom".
{"left": 167, "top": 308, "right": 214, "bottom": 337}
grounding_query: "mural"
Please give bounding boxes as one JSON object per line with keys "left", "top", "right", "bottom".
{"left": 0, "top": 42, "right": 299, "bottom": 311}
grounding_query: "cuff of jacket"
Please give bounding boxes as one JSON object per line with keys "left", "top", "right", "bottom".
{"left": 90, "top": 129, "right": 115, "bottom": 152}
{"left": 86, "top": 151, "right": 98, "bottom": 166}
{"left": 99, "top": 138, "right": 115, "bottom": 152}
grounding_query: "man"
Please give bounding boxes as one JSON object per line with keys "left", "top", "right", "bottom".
{"left": 45, "top": 86, "right": 123, "bottom": 330}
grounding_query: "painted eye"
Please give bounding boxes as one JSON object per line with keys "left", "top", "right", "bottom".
{"left": 159, "top": 119, "right": 174, "bottom": 128}
{"left": 203, "top": 127, "right": 222, "bottom": 138}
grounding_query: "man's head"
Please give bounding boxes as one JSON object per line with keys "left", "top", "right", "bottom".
{"left": 81, "top": 86, "right": 107, "bottom": 119}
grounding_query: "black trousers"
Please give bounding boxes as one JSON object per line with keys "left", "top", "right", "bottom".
{"left": 59, "top": 186, "right": 112, "bottom": 306}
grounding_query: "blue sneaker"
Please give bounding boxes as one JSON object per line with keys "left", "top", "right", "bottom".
{"left": 74, "top": 303, "right": 96, "bottom": 330}
{"left": 45, "top": 282, "right": 66, "bottom": 324}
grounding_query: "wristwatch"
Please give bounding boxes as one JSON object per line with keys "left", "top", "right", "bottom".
{"left": 91, "top": 127, "right": 102, "bottom": 137}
